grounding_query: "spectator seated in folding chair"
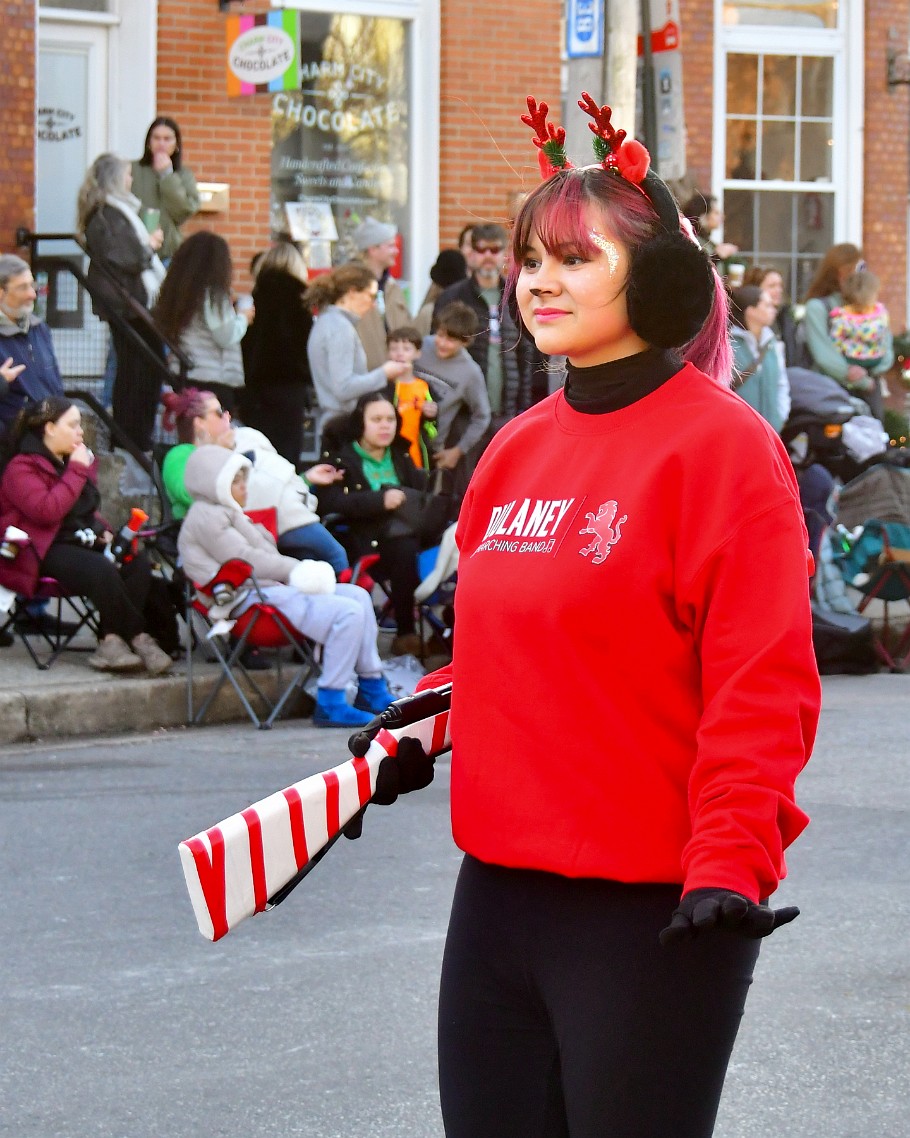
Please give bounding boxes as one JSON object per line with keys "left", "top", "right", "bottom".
{"left": 160, "top": 387, "right": 349, "bottom": 573}
{"left": 0, "top": 397, "right": 175, "bottom": 674}
{"left": 317, "top": 392, "right": 452, "bottom": 658}
{"left": 177, "top": 445, "right": 396, "bottom": 727}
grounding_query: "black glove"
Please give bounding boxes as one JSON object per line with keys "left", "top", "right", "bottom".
{"left": 659, "top": 888, "right": 799, "bottom": 947}
{"left": 372, "top": 737, "right": 436, "bottom": 805}
{"left": 342, "top": 737, "right": 436, "bottom": 838}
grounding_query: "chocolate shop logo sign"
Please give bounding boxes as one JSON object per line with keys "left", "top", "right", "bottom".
{"left": 38, "top": 107, "right": 82, "bottom": 143}
{"left": 229, "top": 26, "right": 295, "bottom": 85}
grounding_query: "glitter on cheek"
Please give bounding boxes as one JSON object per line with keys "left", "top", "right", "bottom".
{"left": 589, "top": 230, "right": 619, "bottom": 276}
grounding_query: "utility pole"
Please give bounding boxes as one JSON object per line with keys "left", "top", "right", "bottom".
{"left": 565, "top": 1, "right": 639, "bottom": 161}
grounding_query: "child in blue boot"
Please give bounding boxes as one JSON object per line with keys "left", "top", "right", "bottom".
{"left": 177, "top": 445, "right": 394, "bottom": 728}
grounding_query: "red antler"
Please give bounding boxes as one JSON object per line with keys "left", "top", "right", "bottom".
{"left": 521, "top": 96, "right": 571, "bottom": 177}
{"left": 577, "top": 91, "right": 626, "bottom": 150}
{"left": 520, "top": 97, "right": 565, "bottom": 152}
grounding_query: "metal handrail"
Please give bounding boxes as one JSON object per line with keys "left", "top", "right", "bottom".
{"left": 18, "top": 229, "right": 191, "bottom": 388}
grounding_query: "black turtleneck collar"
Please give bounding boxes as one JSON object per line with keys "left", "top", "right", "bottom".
{"left": 564, "top": 347, "right": 683, "bottom": 415}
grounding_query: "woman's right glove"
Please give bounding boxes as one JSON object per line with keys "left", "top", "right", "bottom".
{"left": 342, "top": 732, "right": 436, "bottom": 839}
{"left": 659, "top": 888, "right": 799, "bottom": 947}
{"left": 372, "top": 736, "right": 437, "bottom": 805}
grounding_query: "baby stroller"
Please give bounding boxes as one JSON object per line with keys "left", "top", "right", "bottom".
{"left": 782, "top": 367, "right": 888, "bottom": 481}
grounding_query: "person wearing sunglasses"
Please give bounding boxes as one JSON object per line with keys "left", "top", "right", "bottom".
{"left": 431, "top": 222, "right": 547, "bottom": 462}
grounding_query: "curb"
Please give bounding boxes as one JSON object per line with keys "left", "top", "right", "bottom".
{"left": 0, "top": 668, "right": 302, "bottom": 746}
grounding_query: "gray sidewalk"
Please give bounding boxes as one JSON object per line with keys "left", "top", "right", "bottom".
{"left": 0, "top": 621, "right": 423, "bottom": 745}
{"left": 0, "top": 631, "right": 302, "bottom": 745}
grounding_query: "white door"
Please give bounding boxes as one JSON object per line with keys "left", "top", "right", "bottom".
{"left": 36, "top": 20, "right": 110, "bottom": 376}
{"left": 37, "top": 20, "right": 109, "bottom": 241}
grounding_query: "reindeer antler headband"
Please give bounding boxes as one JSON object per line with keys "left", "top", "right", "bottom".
{"left": 521, "top": 92, "right": 680, "bottom": 235}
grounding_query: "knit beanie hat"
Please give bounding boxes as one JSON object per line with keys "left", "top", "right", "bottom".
{"left": 429, "top": 249, "right": 468, "bottom": 288}
{"left": 351, "top": 216, "right": 397, "bottom": 251}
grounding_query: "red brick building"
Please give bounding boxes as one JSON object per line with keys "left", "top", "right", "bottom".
{"left": 3, "top": 0, "right": 909, "bottom": 328}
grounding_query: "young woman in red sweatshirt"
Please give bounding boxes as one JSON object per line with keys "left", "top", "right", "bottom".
{"left": 374, "top": 96, "right": 821, "bottom": 1138}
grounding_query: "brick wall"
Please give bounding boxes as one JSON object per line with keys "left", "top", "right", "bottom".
{"left": 438, "top": 0, "right": 562, "bottom": 245}
{"left": 1, "top": 2, "right": 36, "bottom": 251}
{"left": 157, "top": 0, "right": 273, "bottom": 292}
{"left": 863, "top": 3, "right": 909, "bottom": 328}
{"left": 677, "top": 0, "right": 714, "bottom": 198}
{"left": 156, "top": 0, "right": 561, "bottom": 286}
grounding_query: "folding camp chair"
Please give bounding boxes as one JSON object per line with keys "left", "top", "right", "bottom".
{"left": 0, "top": 578, "right": 102, "bottom": 670}
{"left": 837, "top": 519, "right": 910, "bottom": 671}
{"left": 185, "top": 558, "right": 322, "bottom": 729}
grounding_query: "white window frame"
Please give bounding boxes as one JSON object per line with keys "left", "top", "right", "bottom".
{"left": 274, "top": 0, "right": 440, "bottom": 308}
{"left": 713, "top": 0, "right": 864, "bottom": 248}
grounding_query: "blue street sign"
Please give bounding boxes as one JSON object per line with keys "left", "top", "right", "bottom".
{"left": 567, "top": 0, "right": 604, "bottom": 59}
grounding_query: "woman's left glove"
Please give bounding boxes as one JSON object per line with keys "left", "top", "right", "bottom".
{"left": 289, "top": 559, "right": 336, "bottom": 595}
{"left": 659, "top": 888, "right": 799, "bottom": 947}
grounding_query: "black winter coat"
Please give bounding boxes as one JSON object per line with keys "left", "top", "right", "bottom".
{"left": 315, "top": 438, "right": 427, "bottom": 559}
{"left": 84, "top": 205, "right": 154, "bottom": 320}
{"left": 241, "top": 269, "right": 314, "bottom": 393}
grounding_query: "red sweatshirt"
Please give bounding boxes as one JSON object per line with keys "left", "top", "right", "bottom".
{"left": 419, "top": 364, "right": 820, "bottom": 902}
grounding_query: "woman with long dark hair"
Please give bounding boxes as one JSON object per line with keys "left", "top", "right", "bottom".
{"left": 77, "top": 152, "right": 166, "bottom": 454}
{"left": 384, "top": 94, "right": 819, "bottom": 1137}
{"left": 154, "top": 232, "right": 252, "bottom": 415}
{"left": 131, "top": 116, "right": 199, "bottom": 264}
{"left": 0, "top": 398, "right": 175, "bottom": 673}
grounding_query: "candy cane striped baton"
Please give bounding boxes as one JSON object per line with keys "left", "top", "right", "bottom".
{"left": 178, "top": 684, "right": 452, "bottom": 941}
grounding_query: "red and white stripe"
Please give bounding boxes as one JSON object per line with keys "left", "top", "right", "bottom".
{"left": 178, "top": 708, "right": 451, "bottom": 941}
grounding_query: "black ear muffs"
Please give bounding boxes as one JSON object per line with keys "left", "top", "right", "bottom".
{"left": 626, "top": 230, "right": 715, "bottom": 348}
{"left": 625, "top": 170, "right": 716, "bottom": 348}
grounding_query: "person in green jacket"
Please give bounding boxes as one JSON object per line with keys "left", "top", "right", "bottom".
{"left": 131, "top": 116, "right": 199, "bottom": 264}
{"left": 802, "top": 242, "right": 893, "bottom": 421}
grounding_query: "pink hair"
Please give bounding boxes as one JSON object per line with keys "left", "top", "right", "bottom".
{"left": 507, "top": 168, "right": 732, "bottom": 385}
{"left": 161, "top": 387, "right": 217, "bottom": 443}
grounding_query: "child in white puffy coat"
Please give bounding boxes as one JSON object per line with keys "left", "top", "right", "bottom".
{"left": 177, "top": 444, "right": 393, "bottom": 728}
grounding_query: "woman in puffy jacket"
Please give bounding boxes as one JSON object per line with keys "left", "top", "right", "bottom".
{"left": 0, "top": 398, "right": 174, "bottom": 674}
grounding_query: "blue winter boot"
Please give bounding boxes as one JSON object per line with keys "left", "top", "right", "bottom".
{"left": 354, "top": 674, "right": 396, "bottom": 714}
{"left": 313, "top": 687, "right": 374, "bottom": 729}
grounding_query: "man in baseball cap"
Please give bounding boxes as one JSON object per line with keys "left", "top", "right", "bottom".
{"left": 350, "top": 216, "right": 412, "bottom": 369}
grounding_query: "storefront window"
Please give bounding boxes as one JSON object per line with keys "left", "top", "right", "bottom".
{"left": 722, "top": 1, "right": 837, "bottom": 29}
{"left": 270, "top": 13, "right": 410, "bottom": 276}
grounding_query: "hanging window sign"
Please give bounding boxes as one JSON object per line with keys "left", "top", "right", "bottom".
{"left": 225, "top": 9, "right": 300, "bottom": 95}
{"left": 270, "top": 13, "right": 409, "bottom": 276}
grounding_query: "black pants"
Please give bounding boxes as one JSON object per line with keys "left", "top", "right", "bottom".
{"left": 39, "top": 545, "right": 178, "bottom": 647}
{"left": 110, "top": 319, "right": 165, "bottom": 453}
{"left": 241, "top": 385, "right": 308, "bottom": 466}
{"left": 375, "top": 534, "right": 421, "bottom": 635}
{"left": 438, "top": 856, "right": 761, "bottom": 1138}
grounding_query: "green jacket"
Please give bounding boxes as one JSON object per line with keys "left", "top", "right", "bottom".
{"left": 130, "top": 161, "right": 199, "bottom": 261}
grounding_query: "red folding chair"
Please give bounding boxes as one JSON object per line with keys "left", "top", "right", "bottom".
{"left": 185, "top": 558, "right": 321, "bottom": 729}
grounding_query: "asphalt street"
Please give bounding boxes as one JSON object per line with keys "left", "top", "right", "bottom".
{"left": 1, "top": 673, "right": 908, "bottom": 1137}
